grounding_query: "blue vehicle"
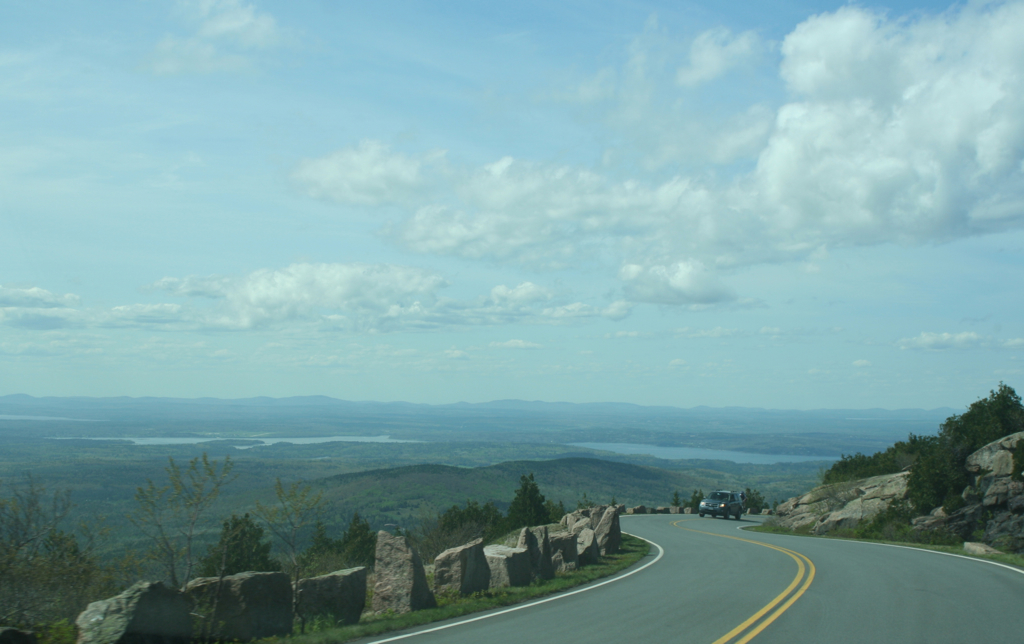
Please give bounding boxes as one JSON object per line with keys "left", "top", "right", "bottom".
{"left": 698, "top": 490, "right": 744, "bottom": 519}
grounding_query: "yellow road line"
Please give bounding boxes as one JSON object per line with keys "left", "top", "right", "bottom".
{"left": 671, "top": 519, "right": 816, "bottom": 644}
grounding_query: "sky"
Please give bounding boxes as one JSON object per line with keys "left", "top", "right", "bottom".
{"left": 2, "top": 0, "right": 1023, "bottom": 409}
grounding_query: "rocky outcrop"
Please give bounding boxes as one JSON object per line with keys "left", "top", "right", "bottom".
{"left": 372, "top": 531, "right": 436, "bottom": 614}
{"left": 296, "top": 567, "right": 366, "bottom": 626}
{"left": 76, "top": 581, "right": 191, "bottom": 644}
{"left": 0, "top": 629, "right": 37, "bottom": 644}
{"left": 185, "top": 571, "right": 293, "bottom": 641}
{"left": 627, "top": 505, "right": 647, "bottom": 515}
{"left": 592, "top": 506, "right": 621, "bottom": 555}
{"left": 774, "top": 472, "right": 910, "bottom": 535}
{"left": 548, "top": 530, "right": 579, "bottom": 573}
{"left": 483, "top": 545, "right": 531, "bottom": 588}
{"left": 963, "top": 541, "right": 1002, "bottom": 555}
{"left": 433, "top": 539, "right": 490, "bottom": 595}
{"left": 517, "top": 526, "right": 554, "bottom": 581}
{"left": 913, "top": 432, "right": 1024, "bottom": 552}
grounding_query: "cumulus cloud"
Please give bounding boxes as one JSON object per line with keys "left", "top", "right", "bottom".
{"left": 147, "top": 0, "right": 281, "bottom": 75}
{"left": 294, "top": 141, "right": 439, "bottom": 206}
{"left": 898, "top": 331, "right": 983, "bottom": 350}
{"left": 677, "top": 27, "right": 761, "bottom": 86}
{"left": 294, "top": 4, "right": 1024, "bottom": 309}
{"left": 0, "top": 285, "right": 79, "bottom": 309}
{"left": 620, "top": 261, "right": 735, "bottom": 305}
{"left": 489, "top": 339, "right": 542, "bottom": 349}
{"left": 853, "top": 359, "right": 872, "bottom": 367}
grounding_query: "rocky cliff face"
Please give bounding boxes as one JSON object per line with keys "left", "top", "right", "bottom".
{"left": 773, "top": 471, "right": 909, "bottom": 535}
{"left": 912, "top": 431, "right": 1024, "bottom": 552}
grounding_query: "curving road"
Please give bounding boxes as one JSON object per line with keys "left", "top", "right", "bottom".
{"left": 358, "top": 515, "right": 1024, "bottom": 644}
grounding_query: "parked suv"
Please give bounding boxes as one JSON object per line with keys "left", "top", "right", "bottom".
{"left": 699, "top": 490, "right": 744, "bottom": 519}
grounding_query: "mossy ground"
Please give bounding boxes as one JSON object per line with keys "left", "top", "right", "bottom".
{"left": 264, "top": 533, "right": 650, "bottom": 644}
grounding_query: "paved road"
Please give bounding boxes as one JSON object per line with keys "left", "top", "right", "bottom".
{"left": 358, "top": 515, "right": 1024, "bottom": 644}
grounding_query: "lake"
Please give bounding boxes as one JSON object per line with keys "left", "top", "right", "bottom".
{"left": 50, "top": 435, "right": 420, "bottom": 447}
{"left": 568, "top": 442, "right": 838, "bottom": 464}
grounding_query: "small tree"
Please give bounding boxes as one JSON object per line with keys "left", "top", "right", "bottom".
{"left": 128, "top": 453, "right": 235, "bottom": 589}
{"left": 545, "top": 499, "right": 566, "bottom": 524}
{"left": 197, "top": 513, "right": 279, "bottom": 577}
{"left": 254, "top": 478, "right": 324, "bottom": 634}
{"left": 688, "top": 489, "right": 704, "bottom": 511}
{"left": 576, "top": 493, "right": 595, "bottom": 510}
{"left": 671, "top": 490, "right": 682, "bottom": 506}
{"left": 744, "top": 488, "right": 766, "bottom": 513}
{"left": 506, "top": 473, "right": 548, "bottom": 530}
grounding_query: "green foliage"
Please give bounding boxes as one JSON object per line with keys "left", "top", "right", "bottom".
{"left": 851, "top": 500, "right": 961, "bottom": 545}
{"left": 506, "top": 473, "right": 548, "bottom": 531}
{"left": 410, "top": 500, "right": 505, "bottom": 563}
{"left": 822, "top": 434, "right": 934, "bottom": 484}
{"left": 298, "top": 512, "right": 377, "bottom": 576}
{"left": 576, "top": 492, "right": 595, "bottom": 510}
{"left": 197, "top": 513, "right": 278, "bottom": 577}
{"left": 544, "top": 499, "right": 566, "bottom": 524}
{"left": 0, "top": 477, "right": 118, "bottom": 627}
{"left": 687, "top": 489, "right": 704, "bottom": 511}
{"left": 127, "top": 453, "right": 235, "bottom": 588}
{"left": 744, "top": 487, "right": 766, "bottom": 513}
{"left": 671, "top": 490, "right": 682, "bottom": 506}
{"left": 908, "top": 384, "right": 1024, "bottom": 512}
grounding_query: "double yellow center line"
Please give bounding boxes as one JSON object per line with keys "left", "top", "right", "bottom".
{"left": 671, "top": 519, "right": 816, "bottom": 644}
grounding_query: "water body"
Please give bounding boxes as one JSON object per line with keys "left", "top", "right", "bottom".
{"left": 1, "top": 415, "right": 99, "bottom": 421}
{"left": 569, "top": 442, "right": 838, "bottom": 464}
{"left": 50, "top": 435, "right": 419, "bottom": 448}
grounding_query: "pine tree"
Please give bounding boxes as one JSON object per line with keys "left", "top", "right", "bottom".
{"left": 506, "top": 473, "right": 548, "bottom": 530}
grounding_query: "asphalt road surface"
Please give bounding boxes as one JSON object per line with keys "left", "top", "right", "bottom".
{"left": 357, "top": 514, "right": 1024, "bottom": 644}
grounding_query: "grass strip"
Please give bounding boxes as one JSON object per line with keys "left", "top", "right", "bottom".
{"left": 265, "top": 534, "right": 651, "bottom": 644}
{"left": 745, "top": 524, "right": 1024, "bottom": 569}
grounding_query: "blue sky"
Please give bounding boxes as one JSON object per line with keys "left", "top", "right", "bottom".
{"left": 2, "top": 0, "right": 1023, "bottom": 409}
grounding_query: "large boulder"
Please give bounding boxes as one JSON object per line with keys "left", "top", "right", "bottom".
{"left": 593, "top": 506, "right": 621, "bottom": 555}
{"left": 576, "top": 527, "right": 599, "bottom": 566}
{"left": 76, "top": 581, "right": 191, "bottom": 644}
{"left": 517, "top": 526, "right": 554, "bottom": 580}
{"left": 372, "top": 531, "right": 436, "bottom": 614}
{"left": 296, "top": 567, "right": 366, "bottom": 626}
{"left": 433, "top": 539, "right": 490, "bottom": 595}
{"left": 774, "top": 472, "right": 909, "bottom": 534}
{"left": 0, "top": 630, "right": 36, "bottom": 644}
{"left": 483, "top": 545, "right": 531, "bottom": 588}
{"left": 185, "top": 571, "right": 292, "bottom": 641}
{"left": 548, "top": 530, "right": 579, "bottom": 573}
{"left": 628, "top": 505, "right": 647, "bottom": 515}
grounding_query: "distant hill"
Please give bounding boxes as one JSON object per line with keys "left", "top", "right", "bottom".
{"left": 309, "top": 457, "right": 742, "bottom": 529}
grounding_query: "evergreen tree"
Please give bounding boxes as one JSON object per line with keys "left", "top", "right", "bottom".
{"left": 197, "top": 513, "right": 278, "bottom": 577}
{"left": 506, "top": 473, "right": 548, "bottom": 530}
{"left": 671, "top": 490, "right": 682, "bottom": 506}
{"left": 544, "top": 499, "right": 566, "bottom": 524}
{"left": 338, "top": 512, "right": 377, "bottom": 568}
{"left": 688, "top": 489, "right": 704, "bottom": 511}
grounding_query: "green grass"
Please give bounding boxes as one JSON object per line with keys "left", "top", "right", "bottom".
{"left": 263, "top": 534, "right": 651, "bottom": 644}
{"left": 745, "top": 524, "right": 1024, "bottom": 569}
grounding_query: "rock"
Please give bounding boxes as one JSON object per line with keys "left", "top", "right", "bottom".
{"left": 615, "top": 504, "right": 627, "bottom": 515}
{"left": 941, "top": 503, "right": 987, "bottom": 540}
{"left": 483, "top": 545, "right": 531, "bottom": 588}
{"left": 569, "top": 517, "right": 592, "bottom": 534}
{"left": 517, "top": 526, "right": 554, "bottom": 580}
{"left": 760, "top": 509, "right": 772, "bottom": 515}
{"left": 548, "top": 531, "right": 579, "bottom": 573}
{"left": 0, "top": 629, "right": 36, "bottom": 644}
{"left": 185, "top": 572, "right": 292, "bottom": 641}
{"left": 372, "top": 531, "right": 436, "bottom": 614}
{"left": 592, "top": 506, "right": 621, "bottom": 556}
{"left": 433, "top": 539, "right": 490, "bottom": 595}
{"left": 654, "top": 507, "right": 669, "bottom": 514}
{"left": 576, "top": 527, "right": 599, "bottom": 566}
{"left": 629, "top": 505, "right": 647, "bottom": 515}
{"left": 775, "top": 472, "right": 909, "bottom": 534}
{"left": 964, "top": 541, "right": 1003, "bottom": 555}
{"left": 76, "top": 581, "right": 191, "bottom": 644}
{"left": 669, "top": 506, "right": 682, "bottom": 514}
{"left": 683, "top": 507, "right": 693, "bottom": 514}
{"left": 296, "top": 567, "right": 366, "bottom": 626}
{"left": 965, "top": 432, "right": 1024, "bottom": 477}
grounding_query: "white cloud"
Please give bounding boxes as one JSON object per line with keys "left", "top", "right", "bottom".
{"left": 677, "top": 27, "right": 761, "bottom": 86}
{"left": 677, "top": 326, "right": 736, "bottom": 339}
{"left": 620, "top": 261, "right": 735, "bottom": 305}
{"left": 898, "top": 331, "right": 983, "bottom": 351}
{"left": 0, "top": 285, "right": 79, "bottom": 309}
{"left": 489, "top": 339, "right": 542, "bottom": 349}
{"left": 853, "top": 359, "right": 872, "bottom": 367}
{"left": 147, "top": 0, "right": 280, "bottom": 75}
{"left": 490, "top": 282, "right": 551, "bottom": 306}
{"left": 291, "top": 4, "right": 1024, "bottom": 310}
{"left": 1003, "top": 338, "right": 1024, "bottom": 349}
{"left": 294, "top": 141, "right": 438, "bottom": 207}
{"left": 669, "top": 358, "right": 687, "bottom": 366}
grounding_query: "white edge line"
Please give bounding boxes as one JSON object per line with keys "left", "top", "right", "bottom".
{"left": 737, "top": 524, "right": 1024, "bottom": 577}
{"left": 367, "top": 532, "right": 665, "bottom": 643}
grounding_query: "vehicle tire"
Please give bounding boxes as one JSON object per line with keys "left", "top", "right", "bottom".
{"left": 721, "top": 509, "right": 728, "bottom": 519}
{"left": 734, "top": 510, "right": 741, "bottom": 520}
{"left": 699, "top": 512, "right": 705, "bottom": 517}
